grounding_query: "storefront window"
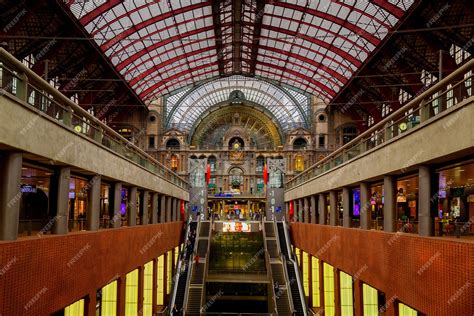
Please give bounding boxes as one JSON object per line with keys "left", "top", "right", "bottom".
{"left": 69, "top": 177, "right": 89, "bottom": 232}
{"left": 371, "top": 184, "right": 384, "bottom": 230}
{"left": 18, "top": 166, "right": 52, "bottom": 237}
{"left": 396, "top": 176, "right": 419, "bottom": 233}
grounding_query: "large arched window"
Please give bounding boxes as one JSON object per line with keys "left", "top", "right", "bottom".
{"left": 229, "top": 137, "right": 245, "bottom": 150}
{"left": 293, "top": 138, "right": 308, "bottom": 150}
{"left": 166, "top": 138, "right": 180, "bottom": 150}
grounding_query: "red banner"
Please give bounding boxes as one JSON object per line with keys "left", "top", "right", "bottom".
{"left": 263, "top": 164, "right": 268, "bottom": 184}
{"left": 289, "top": 200, "right": 294, "bottom": 215}
{"left": 206, "top": 164, "right": 211, "bottom": 184}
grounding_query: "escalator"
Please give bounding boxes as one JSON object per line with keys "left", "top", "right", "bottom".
{"left": 276, "top": 221, "right": 307, "bottom": 316}
{"left": 170, "top": 221, "right": 197, "bottom": 315}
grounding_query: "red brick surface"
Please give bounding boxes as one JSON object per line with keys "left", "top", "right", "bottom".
{"left": 0, "top": 222, "right": 183, "bottom": 315}
{"left": 290, "top": 223, "right": 474, "bottom": 316}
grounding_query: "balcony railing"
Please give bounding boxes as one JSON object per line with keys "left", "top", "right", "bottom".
{"left": 286, "top": 59, "right": 474, "bottom": 190}
{"left": 0, "top": 48, "right": 188, "bottom": 190}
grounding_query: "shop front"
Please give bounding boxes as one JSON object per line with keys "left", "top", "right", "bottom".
{"left": 436, "top": 162, "right": 474, "bottom": 237}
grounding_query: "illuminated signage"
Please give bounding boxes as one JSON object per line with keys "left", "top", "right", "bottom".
{"left": 222, "top": 221, "right": 250, "bottom": 232}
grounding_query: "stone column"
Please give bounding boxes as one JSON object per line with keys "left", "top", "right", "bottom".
{"left": 128, "top": 187, "right": 137, "bottom": 226}
{"left": 160, "top": 195, "right": 166, "bottom": 223}
{"left": 166, "top": 196, "right": 172, "bottom": 222}
{"left": 360, "top": 183, "right": 370, "bottom": 230}
{"left": 303, "top": 197, "right": 309, "bottom": 223}
{"left": 329, "top": 191, "right": 338, "bottom": 226}
{"left": 342, "top": 188, "right": 351, "bottom": 228}
{"left": 52, "top": 167, "right": 71, "bottom": 235}
{"left": 419, "top": 166, "right": 435, "bottom": 236}
{"left": 310, "top": 195, "right": 317, "bottom": 224}
{"left": 141, "top": 190, "right": 149, "bottom": 225}
{"left": 174, "top": 198, "right": 180, "bottom": 221}
{"left": 151, "top": 193, "right": 159, "bottom": 224}
{"left": 318, "top": 194, "right": 327, "bottom": 225}
{"left": 383, "top": 176, "right": 397, "bottom": 232}
{"left": 86, "top": 175, "right": 101, "bottom": 231}
{"left": 0, "top": 152, "right": 22, "bottom": 240}
{"left": 110, "top": 183, "right": 123, "bottom": 228}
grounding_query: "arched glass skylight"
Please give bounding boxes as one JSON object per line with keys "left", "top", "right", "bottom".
{"left": 165, "top": 75, "right": 310, "bottom": 132}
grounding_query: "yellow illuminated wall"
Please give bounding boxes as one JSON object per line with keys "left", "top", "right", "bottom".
{"left": 302, "top": 251, "right": 309, "bottom": 296}
{"left": 323, "top": 263, "right": 335, "bottom": 316}
{"left": 362, "top": 283, "right": 378, "bottom": 316}
{"left": 101, "top": 281, "right": 117, "bottom": 315}
{"left": 64, "top": 299, "right": 84, "bottom": 316}
{"left": 399, "top": 302, "right": 418, "bottom": 316}
{"left": 174, "top": 246, "right": 180, "bottom": 266}
{"left": 295, "top": 247, "right": 302, "bottom": 266}
{"left": 157, "top": 255, "right": 165, "bottom": 305}
{"left": 125, "top": 269, "right": 139, "bottom": 316}
{"left": 311, "top": 257, "right": 320, "bottom": 308}
{"left": 143, "top": 261, "right": 153, "bottom": 316}
{"left": 339, "top": 271, "right": 354, "bottom": 315}
{"left": 167, "top": 250, "right": 173, "bottom": 295}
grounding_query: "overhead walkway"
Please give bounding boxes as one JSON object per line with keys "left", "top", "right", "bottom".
{"left": 286, "top": 59, "right": 474, "bottom": 201}
{"left": 0, "top": 48, "right": 188, "bottom": 201}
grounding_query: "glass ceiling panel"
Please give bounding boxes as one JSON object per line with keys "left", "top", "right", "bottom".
{"left": 66, "top": 0, "right": 415, "bottom": 103}
{"left": 165, "top": 76, "right": 310, "bottom": 132}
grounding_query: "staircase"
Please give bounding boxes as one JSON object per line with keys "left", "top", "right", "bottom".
{"left": 183, "top": 220, "right": 211, "bottom": 314}
{"left": 275, "top": 288, "right": 292, "bottom": 315}
{"left": 186, "top": 287, "right": 202, "bottom": 315}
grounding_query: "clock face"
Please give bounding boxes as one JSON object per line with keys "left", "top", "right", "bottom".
{"left": 233, "top": 142, "right": 240, "bottom": 149}
{"left": 399, "top": 122, "right": 407, "bottom": 131}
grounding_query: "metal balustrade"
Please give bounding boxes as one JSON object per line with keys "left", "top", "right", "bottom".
{"left": 286, "top": 59, "right": 473, "bottom": 190}
{"left": 0, "top": 48, "right": 188, "bottom": 190}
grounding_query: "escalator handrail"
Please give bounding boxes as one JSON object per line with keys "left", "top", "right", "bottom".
{"left": 170, "top": 217, "right": 192, "bottom": 314}
{"left": 201, "top": 220, "right": 213, "bottom": 310}
{"left": 282, "top": 218, "right": 308, "bottom": 316}
{"left": 262, "top": 220, "right": 278, "bottom": 315}
{"left": 281, "top": 254, "right": 296, "bottom": 315}
{"left": 183, "top": 216, "right": 201, "bottom": 314}
{"left": 271, "top": 218, "right": 283, "bottom": 257}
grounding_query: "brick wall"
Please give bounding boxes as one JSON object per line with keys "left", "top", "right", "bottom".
{"left": 290, "top": 223, "right": 474, "bottom": 315}
{"left": 0, "top": 222, "right": 183, "bottom": 315}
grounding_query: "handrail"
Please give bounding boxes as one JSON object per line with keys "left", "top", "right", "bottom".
{"left": 262, "top": 222, "right": 278, "bottom": 315}
{"left": 201, "top": 220, "right": 212, "bottom": 310}
{"left": 282, "top": 218, "right": 308, "bottom": 316}
{"left": 281, "top": 254, "right": 296, "bottom": 315}
{"left": 287, "top": 59, "right": 474, "bottom": 189}
{"left": 183, "top": 216, "right": 201, "bottom": 314}
{"left": 272, "top": 218, "right": 283, "bottom": 257}
{"left": 169, "top": 218, "right": 191, "bottom": 314}
{"left": 0, "top": 48, "right": 188, "bottom": 190}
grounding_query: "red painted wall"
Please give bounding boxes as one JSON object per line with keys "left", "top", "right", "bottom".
{"left": 0, "top": 222, "right": 183, "bottom": 315}
{"left": 290, "top": 223, "right": 474, "bottom": 315}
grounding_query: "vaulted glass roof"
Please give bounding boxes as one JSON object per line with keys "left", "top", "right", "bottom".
{"left": 164, "top": 75, "right": 310, "bottom": 132}
{"left": 66, "top": 0, "right": 415, "bottom": 103}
